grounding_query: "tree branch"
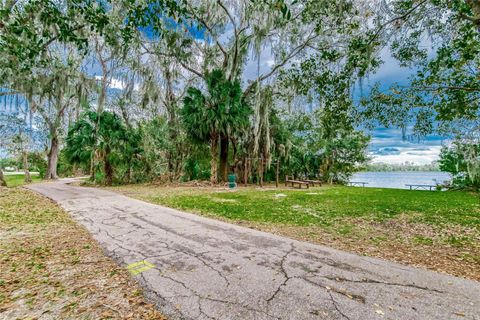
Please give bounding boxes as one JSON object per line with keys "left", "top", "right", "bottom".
{"left": 243, "top": 32, "right": 318, "bottom": 97}
{"left": 41, "top": 24, "right": 86, "bottom": 50}
{"left": 217, "top": 0, "right": 237, "bottom": 33}
{"left": 413, "top": 85, "right": 480, "bottom": 92}
{"left": 368, "top": 0, "right": 428, "bottom": 45}
{"left": 216, "top": 0, "right": 238, "bottom": 77}
{"left": 178, "top": 60, "right": 204, "bottom": 79}
{"left": 187, "top": 3, "right": 228, "bottom": 65}
{"left": 142, "top": 42, "right": 204, "bottom": 79}
{"left": 35, "top": 105, "right": 53, "bottom": 127}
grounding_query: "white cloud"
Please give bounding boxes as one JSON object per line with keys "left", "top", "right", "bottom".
{"left": 265, "top": 58, "right": 275, "bottom": 67}
{"left": 94, "top": 76, "right": 139, "bottom": 91}
{"left": 369, "top": 145, "right": 442, "bottom": 165}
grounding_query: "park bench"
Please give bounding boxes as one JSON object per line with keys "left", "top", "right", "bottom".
{"left": 285, "top": 176, "right": 310, "bottom": 189}
{"left": 301, "top": 179, "right": 322, "bottom": 187}
{"left": 348, "top": 181, "right": 368, "bottom": 187}
{"left": 406, "top": 184, "right": 438, "bottom": 191}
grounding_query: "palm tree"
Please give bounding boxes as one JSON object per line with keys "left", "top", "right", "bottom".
{"left": 182, "top": 69, "right": 250, "bottom": 184}
{"left": 65, "top": 111, "right": 127, "bottom": 185}
{"left": 65, "top": 113, "right": 96, "bottom": 178}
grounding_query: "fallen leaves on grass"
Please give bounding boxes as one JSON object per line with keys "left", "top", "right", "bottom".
{"left": 0, "top": 188, "right": 166, "bottom": 319}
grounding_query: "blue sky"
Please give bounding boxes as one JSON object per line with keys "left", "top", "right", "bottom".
{"left": 352, "top": 48, "right": 446, "bottom": 165}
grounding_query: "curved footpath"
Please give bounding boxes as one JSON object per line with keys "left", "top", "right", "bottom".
{"left": 27, "top": 179, "right": 480, "bottom": 320}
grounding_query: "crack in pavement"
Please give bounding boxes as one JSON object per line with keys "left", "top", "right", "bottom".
{"left": 266, "top": 243, "right": 295, "bottom": 303}
{"left": 328, "top": 291, "right": 351, "bottom": 320}
{"left": 150, "top": 265, "right": 280, "bottom": 320}
{"left": 324, "top": 276, "right": 445, "bottom": 294}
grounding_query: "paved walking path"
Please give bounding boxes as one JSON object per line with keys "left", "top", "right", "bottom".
{"left": 27, "top": 180, "right": 480, "bottom": 320}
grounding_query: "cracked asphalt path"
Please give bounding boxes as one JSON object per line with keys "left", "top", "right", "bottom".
{"left": 27, "top": 180, "right": 480, "bottom": 320}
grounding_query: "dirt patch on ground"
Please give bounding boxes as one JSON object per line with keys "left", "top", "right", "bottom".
{"left": 235, "top": 220, "right": 480, "bottom": 281}
{"left": 0, "top": 187, "right": 166, "bottom": 319}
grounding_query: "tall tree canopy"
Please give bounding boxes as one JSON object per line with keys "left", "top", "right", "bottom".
{"left": 182, "top": 69, "right": 250, "bottom": 184}
{"left": 362, "top": 0, "right": 480, "bottom": 137}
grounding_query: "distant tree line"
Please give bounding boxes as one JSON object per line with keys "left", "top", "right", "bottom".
{"left": 363, "top": 162, "right": 440, "bottom": 172}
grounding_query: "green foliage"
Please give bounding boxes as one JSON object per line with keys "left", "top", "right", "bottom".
{"left": 64, "top": 114, "right": 96, "bottom": 167}
{"left": 57, "top": 150, "right": 75, "bottom": 178}
{"left": 280, "top": 104, "right": 370, "bottom": 183}
{"left": 65, "top": 111, "right": 129, "bottom": 185}
{"left": 183, "top": 155, "right": 211, "bottom": 181}
{"left": 362, "top": 0, "right": 480, "bottom": 136}
{"left": 27, "top": 152, "right": 48, "bottom": 178}
{"left": 363, "top": 162, "right": 440, "bottom": 172}
{"left": 138, "top": 117, "right": 170, "bottom": 177}
{"left": 1, "top": 0, "right": 106, "bottom": 76}
{"left": 182, "top": 69, "right": 251, "bottom": 183}
{"left": 9, "top": 0, "right": 478, "bottom": 188}
{"left": 182, "top": 69, "right": 251, "bottom": 143}
{"left": 0, "top": 158, "right": 17, "bottom": 170}
{"left": 0, "top": 152, "right": 47, "bottom": 177}
{"left": 0, "top": 0, "right": 185, "bottom": 77}
{"left": 439, "top": 141, "right": 480, "bottom": 189}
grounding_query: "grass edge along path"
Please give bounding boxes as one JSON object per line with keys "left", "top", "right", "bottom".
{"left": 108, "top": 184, "right": 480, "bottom": 281}
{"left": 0, "top": 187, "right": 167, "bottom": 319}
{"left": 4, "top": 173, "right": 42, "bottom": 188}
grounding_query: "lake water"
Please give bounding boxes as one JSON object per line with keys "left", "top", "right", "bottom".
{"left": 349, "top": 171, "right": 451, "bottom": 189}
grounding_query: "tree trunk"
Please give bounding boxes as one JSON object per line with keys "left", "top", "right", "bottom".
{"left": 259, "top": 156, "right": 264, "bottom": 187}
{"left": 276, "top": 159, "right": 280, "bottom": 188}
{"left": 219, "top": 134, "right": 229, "bottom": 182}
{"left": 166, "top": 74, "right": 179, "bottom": 181}
{"left": 104, "top": 149, "right": 113, "bottom": 186}
{"left": 0, "top": 169, "right": 7, "bottom": 187}
{"left": 243, "top": 158, "right": 248, "bottom": 186}
{"left": 166, "top": 123, "right": 177, "bottom": 182}
{"left": 46, "top": 135, "right": 59, "bottom": 180}
{"left": 210, "top": 134, "right": 218, "bottom": 185}
{"left": 90, "top": 152, "right": 96, "bottom": 181}
{"left": 23, "top": 151, "right": 32, "bottom": 183}
{"left": 126, "top": 160, "right": 132, "bottom": 184}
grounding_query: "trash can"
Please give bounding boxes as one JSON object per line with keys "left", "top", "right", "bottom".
{"left": 228, "top": 174, "right": 236, "bottom": 189}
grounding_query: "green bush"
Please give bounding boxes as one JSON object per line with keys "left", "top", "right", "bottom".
{"left": 27, "top": 152, "right": 47, "bottom": 178}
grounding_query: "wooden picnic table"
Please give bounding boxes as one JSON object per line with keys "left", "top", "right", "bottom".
{"left": 301, "top": 179, "right": 322, "bottom": 187}
{"left": 406, "top": 184, "right": 438, "bottom": 191}
{"left": 348, "top": 181, "right": 368, "bottom": 187}
{"left": 285, "top": 176, "right": 310, "bottom": 189}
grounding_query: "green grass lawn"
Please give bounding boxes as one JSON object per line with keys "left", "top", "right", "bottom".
{"left": 110, "top": 184, "right": 480, "bottom": 280}
{"left": 148, "top": 186, "right": 479, "bottom": 227}
{"left": 4, "top": 173, "right": 41, "bottom": 187}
